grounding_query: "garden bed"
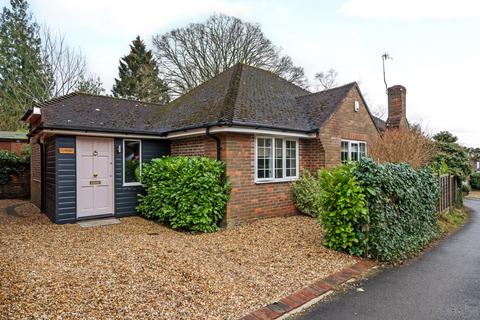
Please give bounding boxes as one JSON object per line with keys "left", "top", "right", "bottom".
{"left": 0, "top": 200, "right": 358, "bottom": 319}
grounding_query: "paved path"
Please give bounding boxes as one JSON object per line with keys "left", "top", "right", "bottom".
{"left": 296, "top": 200, "right": 480, "bottom": 320}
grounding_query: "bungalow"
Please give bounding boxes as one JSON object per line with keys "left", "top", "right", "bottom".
{"left": 22, "top": 63, "right": 407, "bottom": 225}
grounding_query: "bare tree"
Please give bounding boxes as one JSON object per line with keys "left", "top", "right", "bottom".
{"left": 152, "top": 14, "right": 306, "bottom": 95}
{"left": 40, "top": 26, "right": 88, "bottom": 97}
{"left": 315, "top": 68, "right": 338, "bottom": 90}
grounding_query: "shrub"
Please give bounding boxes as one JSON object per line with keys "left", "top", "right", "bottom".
{"left": 461, "top": 183, "right": 471, "bottom": 194}
{"left": 471, "top": 173, "right": 480, "bottom": 190}
{"left": 353, "top": 159, "right": 440, "bottom": 261}
{"left": 317, "top": 159, "right": 441, "bottom": 261}
{"left": 291, "top": 170, "right": 322, "bottom": 217}
{"left": 0, "top": 150, "right": 30, "bottom": 185}
{"left": 137, "top": 156, "right": 230, "bottom": 232}
{"left": 369, "top": 126, "right": 436, "bottom": 169}
{"left": 318, "top": 164, "right": 369, "bottom": 255}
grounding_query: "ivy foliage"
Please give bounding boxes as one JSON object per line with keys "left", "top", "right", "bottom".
{"left": 316, "top": 159, "right": 440, "bottom": 261}
{"left": 353, "top": 158, "right": 440, "bottom": 261}
{"left": 0, "top": 150, "right": 30, "bottom": 184}
{"left": 318, "top": 164, "right": 369, "bottom": 255}
{"left": 137, "top": 156, "right": 230, "bottom": 233}
{"left": 291, "top": 170, "right": 322, "bottom": 217}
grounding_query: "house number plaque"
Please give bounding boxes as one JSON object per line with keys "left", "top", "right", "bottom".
{"left": 59, "top": 147, "right": 75, "bottom": 154}
{"left": 89, "top": 180, "right": 101, "bottom": 185}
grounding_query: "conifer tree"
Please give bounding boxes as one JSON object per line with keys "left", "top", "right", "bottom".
{"left": 0, "top": 0, "right": 50, "bottom": 130}
{"left": 112, "top": 36, "right": 169, "bottom": 104}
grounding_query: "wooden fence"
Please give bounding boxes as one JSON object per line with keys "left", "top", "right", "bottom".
{"left": 438, "top": 174, "right": 457, "bottom": 213}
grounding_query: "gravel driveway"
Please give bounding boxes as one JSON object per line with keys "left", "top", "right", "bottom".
{"left": 0, "top": 199, "right": 357, "bottom": 319}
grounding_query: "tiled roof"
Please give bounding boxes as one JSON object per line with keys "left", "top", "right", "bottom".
{"left": 28, "top": 63, "right": 378, "bottom": 135}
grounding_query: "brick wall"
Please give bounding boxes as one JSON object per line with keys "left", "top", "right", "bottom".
{"left": 170, "top": 136, "right": 217, "bottom": 159}
{"left": 0, "top": 170, "right": 30, "bottom": 199}
{"left": 223, "top": 133, "right": 298, "bottom": 226}
{"left": 0, "top": 141, "right": 27, "bottom": 155}
{"left": 319, "top": 86, "right": 381, "bottom": 168}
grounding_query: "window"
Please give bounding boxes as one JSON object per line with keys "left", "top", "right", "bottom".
{"left": 341, "top": 140, "right": 367, "bottom": 164}
{"left": 123, "top": 139, "right": 142, "bottom": 185}
{"left": 256, "top": 137, "right": 298, "bottom": 182}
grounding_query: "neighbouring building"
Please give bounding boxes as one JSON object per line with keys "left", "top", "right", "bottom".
{"left": 22, "top": 63, "right": 407, "bottom": 225}
{"left": 0, "top": 131, "right": 28, "bottom": 155}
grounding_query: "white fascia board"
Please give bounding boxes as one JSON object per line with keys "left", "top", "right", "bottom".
{"left": 42, "top": 129, "right": 166, "bottom": 140}
{"left": 166, "top": 126, "right": 317, "bottom": 139}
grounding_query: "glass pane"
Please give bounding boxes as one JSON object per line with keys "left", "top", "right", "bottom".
{"left": 341, "top": 141, "right": 349, "bottom": 164}
{"left": 257, "top": 138, "right": 273, "bottom": 179}
{"left": 275, "top": 139, "right": 283, "bottom": 178}
{"left": 351, "top": 143, "right": 359, "bottom": 162}
{"left": 285, "top": 140, "right": 297, "bottom": 177}
{"left": 359, "top": 143, "right": 366, "bottom": 159}
{"left": 124, "top": 140, "right": 141, "bottom": 183}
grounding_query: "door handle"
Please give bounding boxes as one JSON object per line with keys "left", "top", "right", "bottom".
{"left": 93, "top": 172, "right": 98, "bottom": 177}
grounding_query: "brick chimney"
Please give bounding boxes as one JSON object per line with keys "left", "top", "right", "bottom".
{"left": 386, "top": 85, "right": 407, "bottom": 129}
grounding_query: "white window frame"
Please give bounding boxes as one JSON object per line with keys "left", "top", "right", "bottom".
{"left": 341, "top": 139, "right": 367, "bottom": 163}
{"left": 122, "top": 139, "right": 142, "bottom": 186}
{"left": 255, "top": 136, "right": 299, "bottom": 183}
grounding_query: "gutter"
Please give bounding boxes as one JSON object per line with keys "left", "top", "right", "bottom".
{"left": 206, "top": 126, "right": 221, "bottom": 161}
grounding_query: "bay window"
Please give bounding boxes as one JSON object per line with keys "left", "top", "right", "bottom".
{"left": 256, "top": 137, "right": 298, "bottom": 182}
{"left": 341, "top": 140, "right": 367, "bottom": 164}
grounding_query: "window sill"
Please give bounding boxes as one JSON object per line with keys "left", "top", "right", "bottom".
{"left": 255, "top": 177, "right": 298, "bottom": 184}
{"left": 122, "top": 183, "right": 143, "bottom": 187}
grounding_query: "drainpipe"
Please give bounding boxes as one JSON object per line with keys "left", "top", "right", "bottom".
{"left": 206, "top": 127, "right": 221, "bottom": 161}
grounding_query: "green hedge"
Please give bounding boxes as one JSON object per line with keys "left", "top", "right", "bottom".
{"left": 0, "top": 150, "right": 30, "bottom": 185}
{"left": 353, "top": 159, "right": 440, "bottom": 261}
{"left": 137, "top": 156, "right": 230, "bottom": 232}
{"left": 317, "top": 158, "right": 440, "bottom": 261}
{"left": 471, "top": 173, "right": 480, "bottom": 190}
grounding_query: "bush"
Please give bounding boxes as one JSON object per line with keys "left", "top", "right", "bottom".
{"left": 317, "top": 159, "right": 440, "bottom": 261}
{"left": 471, "top": 173, "right": 480, "bottom": 190}
{"left": 137, "top": 156, "right": 230, "bottom": 232}
{"left": 0, "top": 150, "right": 30, "bottom": 185}
{"left": 353, "top": 159, "right": 440, "bottom": 261}
{"left": 291, "top": 170, "right": 322, "bottom": 217}
{"left": 461, "top": 183, "right": 471, "bottom": 194}
{"left": 318, "top": 164, "right": 369, "bottom": 255}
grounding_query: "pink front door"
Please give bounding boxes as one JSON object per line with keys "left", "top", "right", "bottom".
{"left": 76, "top": 137, "right": 114, "bottom": 218}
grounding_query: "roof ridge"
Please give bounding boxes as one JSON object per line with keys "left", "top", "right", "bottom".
{"left": 241, "top": 63, "right": 310, "bottom": 94}
{"left": 297, "top": 82, "right": 357, "bottom": 99}
{"left": 74, "top": 92, "right": 165, "bottom": 107}
{"left": 219, "top": 63, "right": 243, "bottom": 123}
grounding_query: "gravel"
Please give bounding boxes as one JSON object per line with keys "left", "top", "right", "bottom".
{"left": 0, "top": 199, "right": 358, "bottom": 319}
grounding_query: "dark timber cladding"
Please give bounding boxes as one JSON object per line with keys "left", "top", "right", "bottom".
{"left": 55, "top": 136, "right": 77, "bottom": 223}
{"left": 114, "top": 139, "right": 170, "bottom": 218}
{"left": 44, "top": 136, "right": 56, "bottom": 221}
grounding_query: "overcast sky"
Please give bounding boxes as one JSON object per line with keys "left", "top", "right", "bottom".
{"left": 4, "top": 0, "right": 479, "bottom": 146}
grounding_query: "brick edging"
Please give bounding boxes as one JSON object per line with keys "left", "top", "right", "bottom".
{"left": 240, "top": 260, "right": 377, "bottom": 320}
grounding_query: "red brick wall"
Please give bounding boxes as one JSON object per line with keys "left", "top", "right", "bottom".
{"left": 223, "top": 133, "right": 298, "bottom": 226}
{"left": 0, "top": 170, "right": 30, "bottom": 199}
{"left": 0, "top": 141, "right": 27, "bottom": 155}
{"left": 170, "top": 136, "right": 217, "bottom": 159}
{"left": 319, "top": 87, "right": 381, "bottom": 168}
